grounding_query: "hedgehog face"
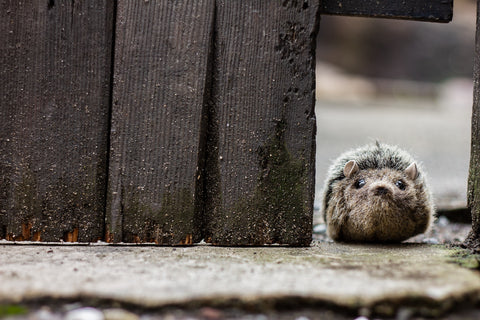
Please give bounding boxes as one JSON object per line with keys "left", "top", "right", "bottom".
{"left": 326, "top": 160, "right": 432, "bottom": 243}
{"left": 346, "top": 168, "right": 416, "bottom": 212}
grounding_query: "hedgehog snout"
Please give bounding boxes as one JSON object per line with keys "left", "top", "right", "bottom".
{"left": 370, "top": 183, "right": 393, "bottom": 197}
{"left": 374, "top": 186, "right": 389, "bottom": 196}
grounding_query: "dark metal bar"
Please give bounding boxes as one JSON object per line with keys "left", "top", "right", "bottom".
{"left": 321, "top": 0, "right": 453, "bottom": 23}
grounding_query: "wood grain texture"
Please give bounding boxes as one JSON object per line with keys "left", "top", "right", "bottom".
{"left": 321, "top": 0, "right": 453, "bottom": 22}
{"left": 466, "top": 0, "right": 480, "bottom": 249}
{"left": 107, "top": 0, "right": 215, "bottom": 244}
{"left": 201, "top": 0, "right": 319, "bottom": 246}
{"left": 0, "top": 1, "right": 113, "bottom": 242}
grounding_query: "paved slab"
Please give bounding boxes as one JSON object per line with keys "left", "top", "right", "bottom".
{"left": 1, "top": 242, "right": 480, "bottom": 317}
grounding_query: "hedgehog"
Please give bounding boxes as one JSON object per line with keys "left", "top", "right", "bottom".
{"left": 322, "top": 142, "right": 434, "bottom": 243}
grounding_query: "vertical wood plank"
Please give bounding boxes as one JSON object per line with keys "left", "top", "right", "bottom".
{"left": 202, "top": 0, "right": 319, "bottom": 246}
{"left": 107, "top": 0, "right": 215, "bottom": 244}
{"left": 0, "top": 1, "right": 114, "bottom": 241}
{"left": 466, "top": 0, "right": 480, "bottom": 250}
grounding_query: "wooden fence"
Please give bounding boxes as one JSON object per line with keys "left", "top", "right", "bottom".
{"left": 1, "top": 0, "right": 455, "bottom": 245}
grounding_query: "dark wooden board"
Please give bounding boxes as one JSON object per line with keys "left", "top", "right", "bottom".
{"left": 466, "top": 0, "right": 480, "bottom": 249}
{"left": 200, "top": 0, "right": 319, "bottom": 246}
{"left": 107, "top": 0, "right": 215, "bottom": 244}
{"left": 0, "top": 1, "right": 114, "bottom": 242}
{"left": 321, "top": 0, "right": 453, "bottom": 22}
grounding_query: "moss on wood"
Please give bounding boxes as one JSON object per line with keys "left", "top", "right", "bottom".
{"left": 114, "top": 187, "right": 195, "bottom": 245}
{"left": 210, "top": 119, "right": 312, "bottom": 246}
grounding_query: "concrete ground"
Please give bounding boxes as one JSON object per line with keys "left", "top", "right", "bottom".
{"left": 1, "top": 242, "right": 480, "bottom": 320}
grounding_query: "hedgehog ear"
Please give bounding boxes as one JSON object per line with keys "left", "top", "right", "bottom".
{"left": 405, "top": 162, "right": 418, "bottom": 180}
{"left": 344, "top": 160, "right": 359, "bottom": 178}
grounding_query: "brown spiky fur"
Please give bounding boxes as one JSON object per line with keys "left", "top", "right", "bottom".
{"left": 322, "top": 143, "right": 434, "bottom": 243}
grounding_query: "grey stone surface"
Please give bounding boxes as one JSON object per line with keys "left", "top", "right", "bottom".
{"left": 1, "top": 242, "right": 480, "bottom": 317}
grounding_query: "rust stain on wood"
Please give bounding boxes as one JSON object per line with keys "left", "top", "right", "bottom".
{"left": 5, "top": 233, "right": 24, "bottom": 241}
{"left": 63, "top": 228, "right": 79, "bottom": 242}
{"left": 4, "top": 222, "right": 41, "bottom": 241}
{"left": 32, "top": 231, "right": 41, "bottom": 241}
{"left": 179, "top": 234, "right": 193, "bottom": 245}
{"left": 21, "top": 222, "right": 32, "bottom": 240}
{"left": 133, "top": 235, "right": 142, "bottom": 244}
{"left": 105, "top": 229, "right": 114, "bottom": 243}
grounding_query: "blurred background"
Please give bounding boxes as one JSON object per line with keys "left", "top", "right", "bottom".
{"left": 314, "top": 0, "right": 476, "bottom": 217}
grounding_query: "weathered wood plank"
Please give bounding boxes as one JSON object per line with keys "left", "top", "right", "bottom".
{"left": 321, "top": 0, "right": 453, "bottom": 22}
{"left": 201, "top": 0, "right": 319, "bottom": 246}
{"left": 107, "top": 0, "right": 215, "bottom": 244}
{"left": 466, "top": 0, "right": 480, "bottom": 250}
{"left": 0, "top": 1, "right": 114, "bottom": 242}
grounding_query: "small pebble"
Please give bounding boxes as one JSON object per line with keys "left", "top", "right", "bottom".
{"left": 199, "top": 307, "right": 223, "bottom": 320}
{"left": 65, "top": 307, "right": 104, "bottom": 320}
{"left": 437, "top": 216, "right": 450, "bottom": 227}
{"left": 103, "top": 308, "right": 139, "bottom": 320}
{"left": 422, "top": 237, "right": 439, "bottom": 244}
{"left": 34, "top": 308, "right": 62, "bottom": 320}
{"left": 313, "top": 224, "right": 326, "bottom": 234}
{"left": 396, "top": 308, "right": 414, "bottom": 320}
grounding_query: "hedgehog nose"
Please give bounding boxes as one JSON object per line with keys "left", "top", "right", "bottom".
{"left": 374, "top": 186, "right": 389, "bottom": 196}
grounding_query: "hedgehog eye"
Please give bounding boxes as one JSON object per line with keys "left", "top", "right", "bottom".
{"left": 395, "top": 180, "right": 406, "bottom": 190}
{"left": 354, "top": 178, "right": 366, "bottom": 189}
